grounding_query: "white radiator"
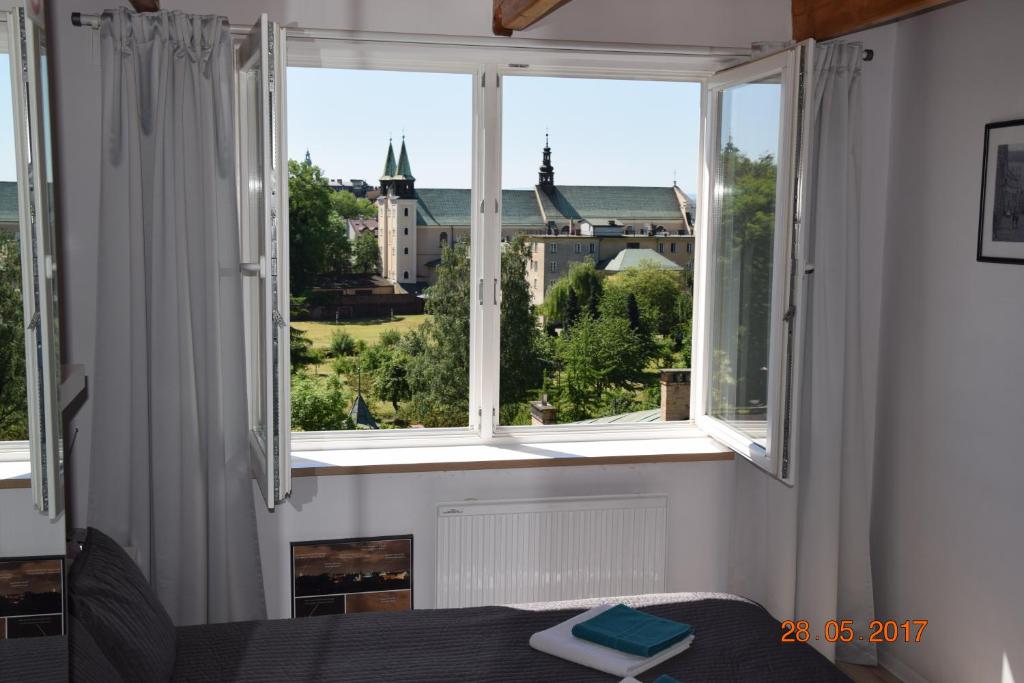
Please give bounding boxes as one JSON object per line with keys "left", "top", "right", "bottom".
{"left": 435, "top": 494, "right": 667, "bottom": 608}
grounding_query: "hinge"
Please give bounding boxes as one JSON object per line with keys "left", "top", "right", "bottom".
{"left": 496, "top": 73, "right": 501, "bottom": 87}
{"left": 481, "top": 72, "right": 486, "bottom": 88}
{"left": 782, "top": 305, "right": 796, "bottom": 323}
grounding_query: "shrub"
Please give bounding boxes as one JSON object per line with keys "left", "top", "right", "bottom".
{"left": 328, "top": 330, "right": 358, "bottom": 357}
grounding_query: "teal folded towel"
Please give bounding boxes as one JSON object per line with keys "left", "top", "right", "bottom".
{"left": 570, "top": 604, "right": 693, "bottom": 658}
{"left": 653, "top": 676, "right": 682, "bottom": 683}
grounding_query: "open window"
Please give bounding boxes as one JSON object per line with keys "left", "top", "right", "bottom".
{"left": 692, "top": 43, "right": 814, "bottom": 482}
{"left": 4, "top": 5, "right": 64, "bottom": 518}
{"left": 237, "top": 15, "right": 291, "bottom": 509}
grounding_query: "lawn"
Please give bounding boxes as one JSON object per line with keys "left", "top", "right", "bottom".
{"left": 292, "top": 314, "right": 430, "bottom": 350}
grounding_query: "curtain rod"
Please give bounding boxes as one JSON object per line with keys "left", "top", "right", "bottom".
{"left": 69, "top": 12, "right": 757, "bottom": 60}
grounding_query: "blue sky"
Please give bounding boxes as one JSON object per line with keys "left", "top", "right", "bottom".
{"left": 1, "top": 55, "right": 15, "bottom": 181}
{"left": 288, "top": 68, "right": 780, "bottom": 194}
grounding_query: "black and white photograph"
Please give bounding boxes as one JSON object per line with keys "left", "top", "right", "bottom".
{"left": 978, "top": 118, "right": 1024, "bottom": 263}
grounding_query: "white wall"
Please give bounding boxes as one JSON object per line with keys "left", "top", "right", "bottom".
{"left": 256, "top": 460, "right": 735, "bottom": 619}
{"left": 872, "top": 0, "right": 1024, "bottom": 681}
{"left": 0, "top": 488, "right": 65, "bottom": 557}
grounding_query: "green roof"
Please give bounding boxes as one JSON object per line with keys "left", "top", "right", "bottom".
{"left": 572, "top": 408, "right": 661, "bottom": 424}
{"left": 539, "top": 185, "right": 684, "bottom": 223}
{"left": 415, "top": 189, "right": 543, "bottom": 226}
{"left": 349, "top": 393, "right": 379, "bottom": 429}
{"left": 0, "top": 181, "right": 19, "bottom": 225}
{"left": 381, "top": 141, "right": 397, "bottom": 179}
{"left": 601, "top": 248, "right": 684, "bottom": 272}
{"left": 395, "top": 140, "right": 415, "bottom": 180}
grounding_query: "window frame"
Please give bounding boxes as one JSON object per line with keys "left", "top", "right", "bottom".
{"left": 690, "top": 45, "right": 812, "bottom": 483}
{"left": 275, "top": 29, "right": 799, "bottom": 455}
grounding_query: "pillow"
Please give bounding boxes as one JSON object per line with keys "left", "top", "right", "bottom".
{"left": 69, "top": 615, "right": 124, "bottom": 683}
{"left": 68, "top": 527, "right": 176, "bottom": 682}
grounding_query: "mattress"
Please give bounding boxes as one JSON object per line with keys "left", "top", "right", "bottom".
{"left": 172, "top": 592, "right": 851, "bottom": 682}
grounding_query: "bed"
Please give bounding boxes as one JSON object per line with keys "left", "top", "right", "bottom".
{"left": 68, "top": 528, "right": 851, "bottom": 682}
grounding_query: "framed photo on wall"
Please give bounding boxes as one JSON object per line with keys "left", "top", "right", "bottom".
{"left": 0, "top": 556, "right": 65, "bottom": 639}
{"left": 291, "top": 535, "right": 412, "bottom": 618}
{"left": 978, "top": 119, "right": 1024, "bottom": 264}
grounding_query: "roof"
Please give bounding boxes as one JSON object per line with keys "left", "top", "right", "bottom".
{"left": 414, "top": 189, "right": 543, "bottom": 226}
{"left": 347, "top": 218, "right": 378, "bottom": 235}
{"left": 0, "top": 181, "right": 19, "bottom": 225}
{"left": 381, "top": 141, "right": 397, "bottom": 179}
{"left": 601, "top": 248, "right": 684, "bottom": 272}
{"left": 349, "top": 393, "right": 379, "bottom": 429}
{"left": 395, "top": 140, "right": 415, "bottom": 180}
{"left": 538, "top": 185, "right": 685, "bottom": 223}
{"left": 572, "top": 408, "right": 661, "bottom": 424}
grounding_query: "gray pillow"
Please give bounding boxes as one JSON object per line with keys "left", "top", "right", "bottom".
{"left": 68, "top": 527, "right": 176, "bottom": 682}
{"left": 69, "top": 615, "right": 124, "bottom": 683}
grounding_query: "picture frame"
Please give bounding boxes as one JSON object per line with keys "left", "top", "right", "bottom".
{"left": 978, "top": 118, "right": 1024, "bottom": 264}
{"left": 290, "top": 535, "right": 413, "bottom": 618}
{"left": 0, "top": 555, "right": 65, "bottom": 639}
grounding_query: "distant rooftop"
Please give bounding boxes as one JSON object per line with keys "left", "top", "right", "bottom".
{"left": 600, "top": 248, "right": 684, "bottom": 273}
{"left": 572, "top": 408, "right": 661, "bottom": 425}
{"left": 0, "top": 181, "right": 18, "bottom": 225}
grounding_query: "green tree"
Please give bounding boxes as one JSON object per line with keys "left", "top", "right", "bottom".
{"left": 551, "top": 313, "right": 654, "bottom": 421}
{"left": 404, "top": 240, "right": 472, "bottom": 426}
{"left": 352, "top": 230, "right": 380, "bottom": 275}
{"left": 328, "top": 330, "right": 358, "bottom": 357}
{"left": 288, "top": 159, "right": 352, "bottom": 294}
{"left": 372, "top": 351, "right": 411, "bottom": 412}
{"left": 331, "top": 189, "right": 377, "bottom": 219}
{"left": 0, "top": 235, "right": 27, "bottom": 440}
{"left": 542, "top": 259, "right": 603, "bottom": 322}
{"left": 714, "top": 142, "right": 777, "bottom": 411}
{"left": 291, "top": 371, "right": 353, "bottom": 431}
{"left": 290, "top": 326, "right": 318, "bottom": 369}
{"left": 600, "top": 263, "right": 684, "bottom": 336}
{"left": 499, "top": 236, "right": 544, "bottom": 409}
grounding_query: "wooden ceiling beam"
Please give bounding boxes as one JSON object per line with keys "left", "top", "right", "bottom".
{"left": 493, "top": 0, "right": 575, "bottom": 36}
{"left": 792, "top": 0, "right": 961, "bottom": 41}
{"left": 129, "top": 0, "right": 160, "bottom": 12}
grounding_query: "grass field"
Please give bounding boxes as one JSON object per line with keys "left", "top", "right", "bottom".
{"left": 292, "top": 314, "right": 430, "bottom": 350}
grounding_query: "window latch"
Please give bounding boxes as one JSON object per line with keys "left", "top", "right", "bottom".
{"left": 783, "top": 305, "right": 796, "bottom": 323}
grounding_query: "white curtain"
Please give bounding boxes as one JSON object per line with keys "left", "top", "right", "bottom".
{"left": 89, "top": 8, "right": 265, "bottom": 626}
{"left": 729, "top": 42, "right": 875, "bottom": 664}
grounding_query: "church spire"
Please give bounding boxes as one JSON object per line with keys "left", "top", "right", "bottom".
{"left": 396, "top": 136, "right": 415, "bottom": 181}
{"left": 538, "top": 133, "right": 554, "bottom": 187}
{"left": 303, "top": 149, "right": 312, "bottom": 166}
{"left": 381, "top": 138, "right": 397, "bottom": 179}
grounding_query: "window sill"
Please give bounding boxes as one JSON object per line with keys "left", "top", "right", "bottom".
{"left": 291, "top": 435, "right": 734, "bottom": 477}
{"left": 0, "top": 460, "right": 31, "bottom": 489}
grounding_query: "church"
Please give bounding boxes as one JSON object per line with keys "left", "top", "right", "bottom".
{"left": 375, "top": 137, "right": 696, "bottom": 305}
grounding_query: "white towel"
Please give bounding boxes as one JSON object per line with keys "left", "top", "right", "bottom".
{"left": 529, "top": 604, "right": 695, "bottom": 678}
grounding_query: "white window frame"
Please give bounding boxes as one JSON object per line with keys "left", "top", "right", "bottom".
{"left": 2, "top": 8, "right": 65, "bottom": 518}
{"left": 690, "top": 44, "right": 813, "bottom": 483}
{"left": 270, "top": 27, "right": 809, "bottom": 458}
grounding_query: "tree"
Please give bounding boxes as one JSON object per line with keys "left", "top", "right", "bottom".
{"left": 352, "top": 230, "right": 380, "bottom": 275}
{"left": 290, "top": 326, "right": 318, "bottom": 368}
{"left": 551, "top": 313, "right": 653, "bottom": 421}
{"left": 0, "top": 235, "right": 27, "bottom": 440}
{"left": 626, "top": 293, "right": 642, "bottom": 333}
{"left": 542, "top": 259, "right": 603, "bottom": 322}
{"left": 331, "top": 189, "right": 377, "bottom": 220}
{"left": 372, "top": 351, "right": 411, "bottom": 412}
{"left": 404, "top": 240, "right": 472, "bottom": 426}
{"left": 563, "top": 288, "right": 581, "bottom": 329}
{"left": 714, "top": 142, "right": 777, "bottom": 409}
{"left": 288, "top": 159, "right": 352, "bottom": 294}
{"left": 328, "top": 330, "right": 358, "bottom": 357}
{"left": 499, "top": 236, "right": 544, "bottom": 409}
{"left": 600, "top": 263, "right": 684, "bottom": 336}
{"left": 291, "top": 371, "right": 353, "bottom": 431}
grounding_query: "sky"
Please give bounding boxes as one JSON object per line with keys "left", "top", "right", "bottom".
{"left": 287, "top": 67, "right": 782, "bottom": 194}
{"left": 1, "top": 54, "right": 15, "bottom": 182}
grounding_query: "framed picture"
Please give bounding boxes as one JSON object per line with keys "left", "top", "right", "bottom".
{"left": 978, "top": 119, "right": 1024, "bottom": 264}
{"left": 291, "top": 535, "right": 412, "bottom": 618}
{"left": 0, "top": 556, "right": 65, "bottom": 639}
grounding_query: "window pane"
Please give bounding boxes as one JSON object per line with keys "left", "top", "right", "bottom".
{"left": 707, "top": 77, "right": 782, "bottom": 445}
{"left": 0, "top": 51, "right": 28, "bottom": 442}
{"left": 286, "top": 68, "right": 472, "bottom": 430}
{"left": 498, "top": 76, "right": 700, "bottom": 426}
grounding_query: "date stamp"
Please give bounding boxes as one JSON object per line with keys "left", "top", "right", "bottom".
{"left": 781, "top": 619, "right": 928, "bottom": 644}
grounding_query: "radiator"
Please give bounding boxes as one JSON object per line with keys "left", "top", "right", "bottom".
{"left": 435, "top": 494, "right": 667, "bottom": 608}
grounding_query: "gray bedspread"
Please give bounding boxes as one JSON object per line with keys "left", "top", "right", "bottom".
{"left": 172, "top": 594, "right": 851, "bottom": 682}
{"left": 0, "top": 635, "right": 66, "bottom": 682}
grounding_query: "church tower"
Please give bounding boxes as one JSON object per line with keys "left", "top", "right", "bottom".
{"left": 377, "top": 137, "right": 418, "bottom": 284}
{"left": 538, "top": 133, "right": 555, "bottom": 189}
